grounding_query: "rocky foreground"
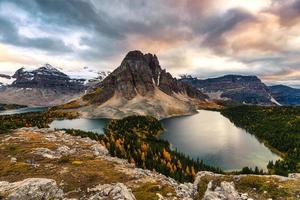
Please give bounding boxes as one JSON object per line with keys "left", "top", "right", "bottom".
{"left": 0, "top": 128, "right": 299, "bottom": 200}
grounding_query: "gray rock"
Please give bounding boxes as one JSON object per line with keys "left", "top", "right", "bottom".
{"left": 203, "top": 181, "right": 242, "bottom": 200}
{"left": 10, "top": 157, "right": 17, "bottom": 163}
{"left": 0, "top": 178, "right": 64, "bottom": 200}
{"left": 90, "top": 144, "right": 109, "bottom": 157}
{"left": 288, "top": 173, "right": 300, "bottom": 179}
{"left": 32, "top": 147, "right": 60, "bottom": 159}
{"left": 88, "top": 183, "right": 136, "bottom": 200}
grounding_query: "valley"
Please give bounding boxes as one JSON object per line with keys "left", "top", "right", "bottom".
{"left": 0, "top": 51, "right": 299, "bottom": 200}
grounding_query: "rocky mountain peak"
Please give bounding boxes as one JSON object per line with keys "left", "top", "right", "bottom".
{"left": 11, "top": 64, "right": 84, "bottom": 91}
{"left": 90, "top": 50, "right": 207, "bottom": 104}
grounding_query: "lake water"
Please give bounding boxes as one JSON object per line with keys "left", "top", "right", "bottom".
{"left": 0, "top": 107, "right": 47, "bottom": 116}
{"left": 48, "top": 110, "right": 280, "bottom": 171}
{"left": 50, "top": 118, "right": 109, "bottom": 134}
{"left": 160, "top": 110, "right": 280, "bottom": 171}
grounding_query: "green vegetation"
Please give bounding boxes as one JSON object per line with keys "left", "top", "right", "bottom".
{"left": 221, "top": 106, "right": 300, "bottom": 175}
{"left": 82, "top": 88, "right": 102, "bottom": 102}
{"left": 60, "top": 116, "right": 222, "bottom": 183}
{"left": 195, "top": 174, "right": 300, "bottom": 200}
{"left": 0, "top": 111, "right": 79, "bottom": 134}
{"left": 0, "top": 103, "right": 27, "bottom": 111}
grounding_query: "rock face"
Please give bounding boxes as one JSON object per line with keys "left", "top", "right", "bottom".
{"left": 0, "top": 64, "right": 85, "bottom": 106}
{"left": 66, "top": 50, "right": 209, "bottom": 119}
{"left": 12, "top": 64, "right": 85, "bottom": 91}
{"left": 269, "top": 85, "right": 300, "bottom": 106}
{"left": 203, "top": 181, "right": 241, "bottom": 200}
{"left": 88, "top": 183, "right": 136, "bottom": 200}
{"left": 89, "top": 51, "right": 207, "bottom": 104}
{"left": 0, "top": 178, "right": 64, "bottom": 200}
{"left": 181, "top": 75, "right": 277, "bottom": 105}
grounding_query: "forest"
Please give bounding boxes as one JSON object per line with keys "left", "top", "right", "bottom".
{"left": 0, "top": 103, "right": 27, "bottom": 111}
{"left": 221, "top": 106, "right": 300, "bottom": 175}
{"left": 0, "top": 111, "right": 79, "bottom": 134}
{"left": 63, "top": 116, "right": 223, "bottom": 183}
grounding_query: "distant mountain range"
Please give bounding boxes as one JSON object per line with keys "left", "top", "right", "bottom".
{"left": 0, "top": 64, "right": 110, "bottom": 107}
{"left": 0, "top": 51, "right": 299, "bottom": 111}
{"left": 180, "top": 75, "right": 300, "bottom": 106}
{"left": 269, "top": 85, "right": 300, "bottom": 106}
{"left": 56, "top": 50, "right": 216, "bottom": 119}
{"left": 180, "top": 75, "right": 281, "bottom": 105}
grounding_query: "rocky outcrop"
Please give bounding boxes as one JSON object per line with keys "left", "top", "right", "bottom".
{"left": 89, "top": 51, "right": 207, "bottom": 104}
{"left": 0, "top": 128, "right": 299, "bottom": 199}
{"left": 269, "top": 85, "right": 300, "bottom": 106}
{"left": 0, "top": 178, "right": 64, "bottom": 200}
{"left": 203, "top": 181, "right": 242, "bottom": 200}
{"left": 181, "top": 75, "right": 277, "bottom": 105}
{"left": 62, "top": 50, "right": 211, "bottom": 119}
{"left": 88, "top": 183, "right": 136, "bottom": 200}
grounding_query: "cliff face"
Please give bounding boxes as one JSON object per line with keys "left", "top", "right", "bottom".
{"left": 89, "top": 51, "right": 207, "bottom": 104}
{"left": 269, "top": 85, "right": 300, "bottom": 106}
{"left": 181, "top": 75, "right": 277, "bottom": 105}
{"left": 65, "top": 51, "right": 211, "bottom": 119}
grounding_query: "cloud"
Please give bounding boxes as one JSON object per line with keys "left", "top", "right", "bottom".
{"left": 0, "top": 16, "right": 72, "bottom": 53}
{"left": 0, "top": 0, "right": 299, "bottom": 87}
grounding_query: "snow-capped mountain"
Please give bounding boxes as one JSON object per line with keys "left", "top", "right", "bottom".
{"left": 11, "top": 64, "right": 85, "bottom": 91}
{"left": 0, "top": 74, "right": 15, "bottom": 86}
{"left": 0, "top": 64, "right": 87, "bottom": 107}
{"left": 65, "top": 66, "right": 110, "bottom": 86}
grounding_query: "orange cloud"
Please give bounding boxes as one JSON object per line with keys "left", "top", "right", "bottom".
{"left": 224, "top": 12, "right": 287, "bottom": 54}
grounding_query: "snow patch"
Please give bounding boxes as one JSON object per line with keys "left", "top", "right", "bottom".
{"left": 0, "top": 77, "right": 16, "bottom": 85}
{"left": 270, "top": 96, "right": 281, "bottom": 106}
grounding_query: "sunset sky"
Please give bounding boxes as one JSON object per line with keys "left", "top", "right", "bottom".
{"left": 0, "top": 0, "right": 300, "bottom": 87}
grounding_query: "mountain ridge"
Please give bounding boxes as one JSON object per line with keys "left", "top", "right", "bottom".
{"left": 269, "top": 85, "right": 300, "bottom": 106}
{"left": 180, "top": 74, "right": 278, "bottom": 105}
{"left": 57, "top": 50, "right": 215, "bottom": 119}
{"left": 0, "top": 64, "right": 86, "bottom": 107}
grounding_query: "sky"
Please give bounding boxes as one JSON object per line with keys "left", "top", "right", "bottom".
{"left": 0, "top": 0, "right": 300, "bottom": 87}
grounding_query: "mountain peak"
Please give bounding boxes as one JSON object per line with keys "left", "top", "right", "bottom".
{"left": 73, "top": 51, "right": 209, "bottom": 119}
{"left": 39, "top": 63, "right": 58, "bottom": 71}
{"left": 123, "top": 50, "right": 145, "bottom": 61}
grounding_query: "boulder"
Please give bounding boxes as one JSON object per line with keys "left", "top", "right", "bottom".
{"left": 0, "top": 178, "right": 63, "bottom": 200}
{"left": 88, "top": 183, "right": 136, "bottom": 200}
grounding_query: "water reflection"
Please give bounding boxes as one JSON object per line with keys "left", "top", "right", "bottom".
{"left": 0, "top": 107, "right": 47, "bottom": 116}
{"left": 50, "top": 118, "right": 108, "bottom": 134}
{"left": 160, "top": 110, "right": 280, "bottom": 171}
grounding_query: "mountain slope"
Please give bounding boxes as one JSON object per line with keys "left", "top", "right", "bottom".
{"left": 269, "top": 85, "right": 300, "bottom": 106}
{"left": 0, "top": 64, "right": 85, "bottom": 107}
{"left": 59, "top": 51, "right": 212, "bottom": 119}
{"left": 181, "top": 75, "right": 278, "bottom": 105}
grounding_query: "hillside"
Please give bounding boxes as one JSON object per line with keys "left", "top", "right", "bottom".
{"left": 221, "top": 106, "right": 300, "bottom": 176}
{"left": 57, "top": 51, "right": 217, "bottom": 119}
{"left": 0, "top": 128, "right": 299, "bottom": 200}
{"left": 180, "top": 75, "right": 278, "bottom": 105}
{"left": 269, "top": 85, "right": 300, "bottom": 106}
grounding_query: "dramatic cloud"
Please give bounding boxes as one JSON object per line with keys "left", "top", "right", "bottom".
{"left": 0, "top": 0, "right": 299, "bottom": 87}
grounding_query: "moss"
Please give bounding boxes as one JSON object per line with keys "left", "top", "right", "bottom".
{"left": 72, "top": 160, "right": 83, "bottom": 165}
{"left": 195, "top": 177, "right": 209, "bottom": 199}
{"left": 235, "top": 176, "right": 289, "bottom": 199}
{"left": 132, "top": 182, "right": 175, "bottom": 200}
{"left": 82, "top": 88, "right": 102, "bottom": 102}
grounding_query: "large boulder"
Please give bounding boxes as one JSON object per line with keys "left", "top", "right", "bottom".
{"left": 0, "top": 178, "right": 64, "bottom": 200}
{"left": 88, "top": 183, "right": 136, "bottom": 200}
